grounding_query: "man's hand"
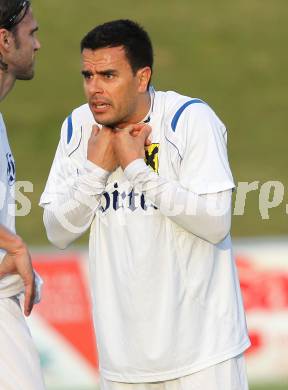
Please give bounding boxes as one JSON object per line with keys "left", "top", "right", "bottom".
{"left": 0, "top": 238, "right": 35, "bottom": 316}
{"left": 87, "top": 125, "right": 119, "bottom": 172}
{"left": 113, "top": 123, "right": 152, "bottom": 169}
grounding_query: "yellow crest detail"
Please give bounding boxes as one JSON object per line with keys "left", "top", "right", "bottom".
{"left": 145, "top": 143, "right": 159, "bottom": 173}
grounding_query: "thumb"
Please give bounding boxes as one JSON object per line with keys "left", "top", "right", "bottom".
{"left": 139, "top": 124, "right": 152, "bottom": 143}
{"left": 91, "top": 124, "right": 100, "bottom": 137}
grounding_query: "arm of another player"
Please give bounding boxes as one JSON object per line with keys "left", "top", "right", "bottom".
{"left": 0, "top": 225, "right": 35, "bottom": 316}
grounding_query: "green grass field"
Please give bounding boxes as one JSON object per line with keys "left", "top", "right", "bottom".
{"left": 251, "top": 385, "right": 288, "bottom": 390}
{"left": 1, "top": 0, "right": 287, "bottom": 245}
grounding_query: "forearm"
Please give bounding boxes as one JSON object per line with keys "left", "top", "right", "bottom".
{"left": 43, "top": 194, "right": 96, "bottom": 250}
{"left": 43, "top": 161, "right": 109, "bottom": 249}
{"left": 124, "top": 159, "right": 231, "bottom": 244}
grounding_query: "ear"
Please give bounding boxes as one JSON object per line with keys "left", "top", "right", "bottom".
{"left": 137, "top": 67, "right": 152, "bottom": 93}
{"left": 0, "top": 28, "right": 13, "bottom": 52}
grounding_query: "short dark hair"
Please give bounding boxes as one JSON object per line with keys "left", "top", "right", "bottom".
{"left": 0, "top": 0, "right": 30, "bottom": 31}
{"left": 81, "top": 19, "right": 153, "bottom": 76}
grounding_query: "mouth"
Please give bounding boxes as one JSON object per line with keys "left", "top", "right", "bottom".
{"left": 91, "top": 101, "right": 111, "bottom": 114}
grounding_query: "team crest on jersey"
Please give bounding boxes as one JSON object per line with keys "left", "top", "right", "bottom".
{"left": 6, "top": 153, "right": 16, "bottom": 186}
{"left": 145, "top": 143, "right": 159, "bottom": 173}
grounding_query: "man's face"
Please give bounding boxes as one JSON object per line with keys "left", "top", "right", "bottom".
{"left": 9, "top": 7, "right": 40, "bottom": 80}
{"left": 81, "top": 46, "right": 149, "bottom": 128}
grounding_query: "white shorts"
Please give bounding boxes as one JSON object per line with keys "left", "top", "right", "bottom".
{"left": 0, "top": 296, "right": 46, "bottom": 390}
{"left": 100, "top": 354, "right": 249, "bottom": 390}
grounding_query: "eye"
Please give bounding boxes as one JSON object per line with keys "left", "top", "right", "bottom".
{"left": 104, "top": 73, "right": 114, "bottom": 79}
{"left": 82, "top": 71, "right": 93, "bottom": 80}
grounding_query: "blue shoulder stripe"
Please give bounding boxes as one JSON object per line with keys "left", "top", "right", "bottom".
{"left": 171, "top": 99, "right": 205, "bottom": 132}
{"left": 67, "top": 114, "right": 73, "bottom": 144}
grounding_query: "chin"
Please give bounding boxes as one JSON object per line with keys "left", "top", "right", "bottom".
{"left": 16, "top": 67, "right": 35, "bottom": 81}
{"left": 100, "top": 121, "right": 119, "bottom": 129}
{"left": 92, "top": 115, "right": 119, "bottom": 128}
{"left": 16, "top": 72, "right": 34, "bottom": 81}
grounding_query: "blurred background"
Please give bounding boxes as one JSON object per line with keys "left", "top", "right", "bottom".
{"left": 1, "top": 0, "right": 287, "bottom": 388}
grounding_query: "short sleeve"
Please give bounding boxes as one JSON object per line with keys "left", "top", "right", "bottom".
{"left": 178, "top": 104, "right": 235, "bottom": 195}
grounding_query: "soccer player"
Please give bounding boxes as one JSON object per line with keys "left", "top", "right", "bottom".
{"left": 0, "top": 1, "right": 45, "bottom": 389}
{"left": 41, "top": 20, "right": 250, "bottom": 390}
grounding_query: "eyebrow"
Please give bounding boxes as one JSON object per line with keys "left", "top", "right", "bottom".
{"left": 81, "top": 70, "right": 92, "bottom": 77}
{"left": 98, "top": 69, "right": 117, "bottom": 75}
{"left": 81, "top": 69, "right": 118, "bottom": 76}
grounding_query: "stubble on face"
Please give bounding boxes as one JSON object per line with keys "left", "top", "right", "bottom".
{"left": 99, "top": 96, "right": 138, "bottom": 129}
{"left": 12, "top": 8, "right": 40, "bottom": 80}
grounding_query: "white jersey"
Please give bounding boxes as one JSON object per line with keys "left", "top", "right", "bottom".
{"left": 0, "top": 114, "right": 24, "bottom": 298}
{"left": 40, "top": 89, "right": 250, "bottom": 382}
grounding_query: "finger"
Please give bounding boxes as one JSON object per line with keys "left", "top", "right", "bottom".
{"left": 139, "top": 124, "right": 152, "bottom": 143}
{"left": 129, "top": 122, "right": 151, "bottom": 137}
{"left": 90, "top": 124, "right": 100, "bottom": 138}
{"left": 24, "top": 285, "right": 35, "bottom": 316}
{"left": 145, "top": 138, "right": 152, "bottom": 146}
{"left": 131, "top": 123, "right": 147, "bottom": 132}
{"left": 120, "top": 125, "right": 134, "bottom": 134}
{"left": 101, "top": 126, "right": 118, "bottom": 137}
{"left": 115, "top": 123, "right": 147, "bottom": 134}
{"left": 130, "top": 128, "right": 141, "bottom": 137}
{"left": 23, "top": 273, "right": 35, "bottom": 316}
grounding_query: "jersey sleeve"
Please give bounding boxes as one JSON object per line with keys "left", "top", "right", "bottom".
{"left": 177, "top": 103, "right": 235, "bottom": 195}
{"left": 39, "top": 117, "right": 80, "bottom": 206}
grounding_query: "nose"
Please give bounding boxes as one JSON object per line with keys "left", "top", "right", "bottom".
{"left": 87, "top": 76, "right": 104, "bottom": 96}
{"left": 34, "top": 38, "right": 41, "bottom": 51}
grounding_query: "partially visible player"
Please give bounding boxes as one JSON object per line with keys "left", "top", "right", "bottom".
{"left": 41, "top": 19, "right": 250, "bottom": 390}
{"left": 0, "top": 1, "right": 45, "bottom": 388}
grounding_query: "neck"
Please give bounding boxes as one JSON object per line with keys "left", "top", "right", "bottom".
{"left": 0, "top": 69, "right": 16, "bottom": 102}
